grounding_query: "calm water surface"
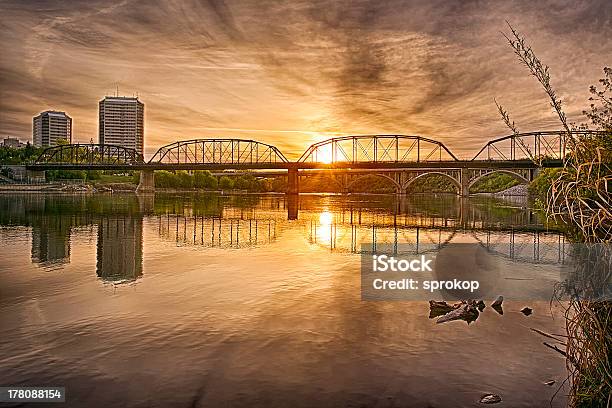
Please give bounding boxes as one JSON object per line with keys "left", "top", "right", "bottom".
{"left": 0, "top": 193, "right": 569, "bottom": 407}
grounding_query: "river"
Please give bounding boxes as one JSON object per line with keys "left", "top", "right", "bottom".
{"left": 0, "top": 193, "right": 569, "bottom": 407}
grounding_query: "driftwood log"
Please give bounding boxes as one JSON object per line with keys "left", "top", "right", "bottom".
{"left": 430, "top": 300, "right": 481, "bottom": 324}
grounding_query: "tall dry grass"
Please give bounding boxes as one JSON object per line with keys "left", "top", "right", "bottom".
{"left": 498, "top": 23, "right": 611, "bottom": 408}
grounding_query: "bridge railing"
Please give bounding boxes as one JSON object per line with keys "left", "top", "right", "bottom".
{"left": 298, "top": 135, "right": 458, "bottom": 164}
{"left": 148, "top": 139, "right": 288, "bottom": 164}
{"left": 35, "top": 144, "right": 144, "bottom": 165}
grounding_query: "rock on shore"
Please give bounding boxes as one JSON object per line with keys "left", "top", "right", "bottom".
{"left": 493, "top": 184, "right": 528, "bottom": 196}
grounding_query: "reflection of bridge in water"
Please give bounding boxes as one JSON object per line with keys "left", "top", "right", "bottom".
{"left": 157, "top": 214, "right": 279, "bottom": 248}
{"left": 472, "top": 229, "right": 568, "bottom": 265}
{"left": 0, "top": 193, "right": 571, "bottom": 286}
{"left": 301, "top": 209, "right": 569, "bottom": 265}
{"left": 153, "top": 209, "right": 568, "bottom": 265}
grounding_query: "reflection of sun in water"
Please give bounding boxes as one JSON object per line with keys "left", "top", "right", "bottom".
{"left": 317, "top": 210, "right": 334, "bottom": 246}
{"left": 319, "top": 211, "right": 333, "bottom": 226}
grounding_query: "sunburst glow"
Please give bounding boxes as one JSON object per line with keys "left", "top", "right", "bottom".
{"left": 316, "top": 145, "right": 333, "bottom": 164}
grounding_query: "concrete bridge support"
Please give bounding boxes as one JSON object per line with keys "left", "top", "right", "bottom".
{"left": 26, "top": 170, "right": 46, "bottom": 183}
{"left": 460, "top": 168, "right": 470, "bottom": 197}
{"left": 287, "top": 167, "right": 299, "bottom": 195}
{"left": 459, "top": 168, "right": 470, "bottom": 197}
{"left": 136, "top": 170, "right": 155, "bottom": 194}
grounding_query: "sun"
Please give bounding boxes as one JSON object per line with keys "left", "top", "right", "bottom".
{"left": 316, "top": 145, "right": 333, "bottom": 164}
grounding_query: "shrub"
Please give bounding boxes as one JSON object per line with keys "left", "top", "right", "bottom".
{"left": 46, "top": 170, "right": 86, "bottom": 181}
{"left": 193, "top": 171, "right": 218, "bottom": 189}
{"left": 271, "top": 178, "right": 287, "bottom": 192}
{"left": 204, "top": 174, "right": 218, "bottom": 189}
{"left": 86, "top": 170, "right": 102, "bottom": 180}
{"left": 176, "top": 171, "right": 193, "bottom": 188}
{"left": 528, "top": 168, "right": 562, "bottom": 198}
{"left": 154, "top": 170, "right": 179, "bottom": 188}
{"left": 219, "top": 176, "right": 234, "bottom": 190}
{"left": 234, "top": 174, "right": 261, "bottom": 190}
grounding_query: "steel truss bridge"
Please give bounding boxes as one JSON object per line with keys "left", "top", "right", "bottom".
{"left": 25, "top": 130, "right": 604, "bottom": 194}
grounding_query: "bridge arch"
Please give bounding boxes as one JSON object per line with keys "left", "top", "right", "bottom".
{"left": 149, "top": 139, "right": 288, "bottom": 164}
{"left": 299, "top": 135, "right": 458, "bottom": 164}
{"left": 403, "top": 172, "right": 461, "bottom": 193}
{"left": 467, "top": 169, "right": 529, "bottom": 190}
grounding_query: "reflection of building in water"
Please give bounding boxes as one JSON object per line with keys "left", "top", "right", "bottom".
{"left": 31, "top": 217, "right": 71, "bottom": 268}
{"left": 97, "top": 216, "right": 143, "bottom": 282}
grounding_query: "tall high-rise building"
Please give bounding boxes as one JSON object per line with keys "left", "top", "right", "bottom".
{"left": 32, "top": 111, "right": 72, "bottom": 147}
{"left": 99, "top": 96, "right": 144, "bottom": 154}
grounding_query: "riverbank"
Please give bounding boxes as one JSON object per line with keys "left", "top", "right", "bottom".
{"left": 0, "top": 181, "right": 534, "bottom": 198}
{"left": 0, "top": 182, "right": 284, "bottom": 195}
{"left": 473, "top": 184, "right": 529, "bottom": 197}
{"left": 0, "top": 183, "right": 128, "bottom": 193}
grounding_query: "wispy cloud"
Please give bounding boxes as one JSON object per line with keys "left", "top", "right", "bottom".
{"left": 1, "top": 0, "right": 610, "bottom": 158}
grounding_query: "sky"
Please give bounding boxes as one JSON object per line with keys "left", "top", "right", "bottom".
{"left": 0, "top": 0, "right": 610, "bottom": 159}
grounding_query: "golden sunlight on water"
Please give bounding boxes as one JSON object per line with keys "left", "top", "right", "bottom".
{"left": 0, "top": 193, "right": 569, "bottom": 407}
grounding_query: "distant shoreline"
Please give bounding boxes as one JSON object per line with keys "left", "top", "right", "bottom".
{"left": 0, "top": 182, "right": 525, "bottom": 198}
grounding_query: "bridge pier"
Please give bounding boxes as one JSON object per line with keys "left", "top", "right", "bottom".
{"left": 460, "top": 168, "right": 470, "bottom": 197}
{"left": 26, "top": 169, "right": 46, "bottom": 183}
{"left": 136, "top": 170, "right": 155, "bottom": 194}
{"left": 287, "top": 167, "right": 299, "bottom": 195}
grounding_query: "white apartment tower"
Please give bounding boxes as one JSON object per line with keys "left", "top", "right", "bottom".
{"left": 32, "top": 111, "right": 72, "bottom": 147}
{"left": 99, "top": 96, "right": 144, "bottom": 154}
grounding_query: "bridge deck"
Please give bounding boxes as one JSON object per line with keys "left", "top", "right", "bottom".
{"left": 26, "top": 159, "right": 560, "bottom": 171}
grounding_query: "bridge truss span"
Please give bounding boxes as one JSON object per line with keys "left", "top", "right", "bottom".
{"left": 35, "top": 144, "right": 144, "bottom": 165}
{"left": 299, "top": 135, "right": 459, "bottom": 164}
{"left": 149, "top": 139, "right": 288, "bottom": 165}
{"left": 471, "top": 130, "right": 606, "bottom": 161}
